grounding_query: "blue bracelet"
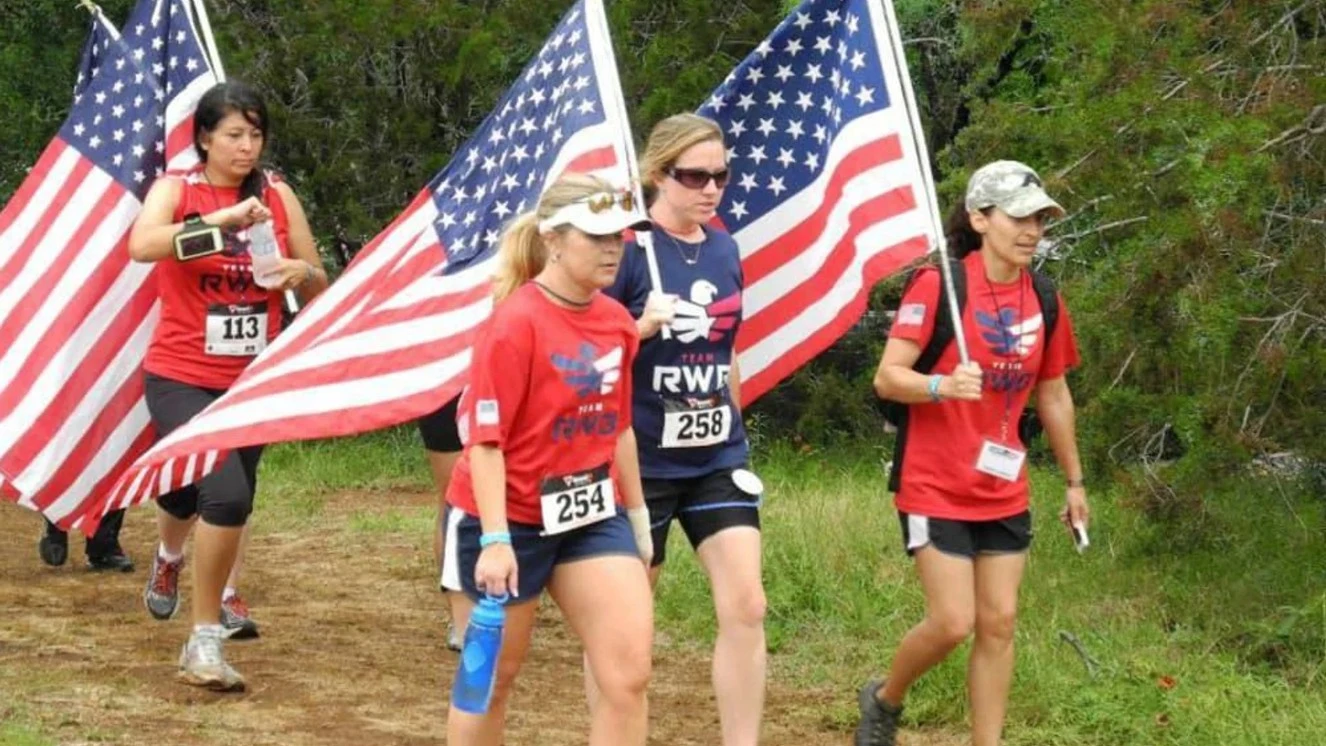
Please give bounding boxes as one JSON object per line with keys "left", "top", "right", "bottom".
{"left": 479, "top": 531, "right": 512, "bottom": 548}
{"left": 927, "top": 374, "right": 944, "bottom": 402}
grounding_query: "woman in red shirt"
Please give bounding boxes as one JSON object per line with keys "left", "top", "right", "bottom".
{"left": 444, "top": 174, "right": 655, "bottom": 746}
{"left": 127, "top": 81, "right": 327, "bottom": 691}
{"left": 855, "top": 161, "right": 1090, "bottom": 746}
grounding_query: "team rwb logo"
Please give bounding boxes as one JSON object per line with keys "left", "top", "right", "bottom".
{"left": 976, "top": 309, "right": 1043, "bottom": 358}
{"left": 671, "top": 280, "right": 741, "bottom": 344}
{"left": 552, "top": 343, "right": 623, "bottom": 397}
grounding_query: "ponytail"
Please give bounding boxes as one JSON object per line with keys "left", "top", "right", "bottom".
{"left": 492, "top": 213, "right": 547, "bottom": 303}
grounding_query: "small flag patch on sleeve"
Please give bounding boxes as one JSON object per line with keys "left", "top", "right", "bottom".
{"left": 898, "top": 303, "right": 927, "bottom": 326}
{"left": 476, "top": 400, "right": 500, "bottom": 426}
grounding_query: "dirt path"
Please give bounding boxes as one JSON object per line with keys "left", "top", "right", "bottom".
{"left": 0, "top": 492, "right": 959, "bottom": 745}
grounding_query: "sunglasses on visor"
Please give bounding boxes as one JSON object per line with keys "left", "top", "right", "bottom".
{"left": 578, "top": 190, "right": 637, "bottom": 213}
{"left": 666, "top": 167, "right": 730, "bottom": 190}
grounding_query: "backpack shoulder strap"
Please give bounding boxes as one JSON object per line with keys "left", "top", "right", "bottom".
{"left": 914, "top": 257, "right": 966, "bottom": 374}
{"left": 1029, "top": 269, "right": 1059, "bottom": 352}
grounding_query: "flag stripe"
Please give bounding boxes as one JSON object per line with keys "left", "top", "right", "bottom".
{"left": 0, "top": 187, "right": 130, "bottom": 383}
{"left": 740, "top": 185, "right": 916, "bottom": 344}
{"left": 190, "top": 291, "right": 490, "bottom": 416}
{"left": 740, "top": 134, "right": 902, "bottom": 284}
{"left": 24, "top": 381, "right": 152, "bottom": 522}
{"left": 0, "top": 141, "right": 69, "bottom": 236}
{"left": 563, "top": 144, "right": 617, "bottom": 177}
{"left": 236, "top": 195, "right": 437, "bottom": 382}
{"left": 740, "top": 234, "right": 928, "bottom": 401}
{"left": 0, "top": 283, "right": 157, "bottom": 478}
{"left": 0, "top": 151, "right": 96, "bottom": 299}
{"left": 165, "top": 119, "right": 194, "bottom": 165}
{"left": 144, "top": 350, "right": 474, "bottom": 463}
{"left": 0, "top": 200, "right": 144, "bottom": 442}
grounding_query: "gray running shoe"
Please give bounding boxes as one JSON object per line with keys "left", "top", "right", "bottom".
{"left": 220, "top": 594, "right": 260, "bottom": 640}
{"left": 143, "top": 550, "right": 183, "bottom": 620}
{"left": 855, "top": 679, "right": 903, "bottom": 746}
{"left": 177, "top": 626, "right": 245, "bottom": 691}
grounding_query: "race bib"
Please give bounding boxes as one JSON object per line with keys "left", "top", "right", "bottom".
{"left": 975, "top": 439, "right": 1026, "bottom": 482}
{"left": 205, "top": 302, "right": 268, "bottom": 357}
{"left": 660, "top": 396, "right": 732, "bottom": 449}
{"left": 539, "top": 464, "right": 614, "bottom": 535}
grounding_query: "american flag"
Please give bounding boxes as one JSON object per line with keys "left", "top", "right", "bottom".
{"left": 0, "top": 0, "right": 217, "bottom": 529}
{"left": 100, "top": 0, "right": 639, "bottom": 514}
{"left": 699, "top": 0, "right": 941, "bottom": 402}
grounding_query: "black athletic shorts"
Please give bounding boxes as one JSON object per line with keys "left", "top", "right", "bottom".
{"left": 144, "top": 373, "right": 263, "bottom": 527}
{"left": 417, "top": 395, "right": 462, "bottom": 453}
{"left": 898, "top": 510, "right": 1033, "bottom": 559}
{"left": 644, "top": 466, "right": 761, "bottom": 567}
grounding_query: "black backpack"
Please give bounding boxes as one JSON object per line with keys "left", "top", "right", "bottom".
{"left": 882, "top": 258, "right": 1059, "bottom": 492}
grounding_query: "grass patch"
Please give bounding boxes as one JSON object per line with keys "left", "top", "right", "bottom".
{"left": 0, "top": 722, "right": 53, "bottom": 746}
{"left": 251, "top": 425, "right": 434, "bottom": 530}
{"left": 346, "top": 507, "right": 435, "bottom": 536}
{"left": 257, "top": 425, "right": 432, "bottom": 497}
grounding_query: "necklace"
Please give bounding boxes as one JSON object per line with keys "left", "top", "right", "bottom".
{"left": 663, "top": 230, "right": 704, "bottom": 265}
{"left": 533, "top": 280, "right": 593, "bottom": 309}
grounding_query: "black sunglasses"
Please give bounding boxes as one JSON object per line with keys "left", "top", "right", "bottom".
{"left": 666, "top": 167, "right": 730, "bottom": 190}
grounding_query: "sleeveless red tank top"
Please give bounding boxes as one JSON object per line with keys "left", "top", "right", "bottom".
{"left": 143, "top": 168, "right": 291, "bottom": 390}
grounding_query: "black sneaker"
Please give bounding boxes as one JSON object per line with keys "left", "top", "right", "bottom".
{"left": 855, "top": 679, "right": 903, "bottom": 746}
{"left": 86, "top": 546, "right": 135, "bottom": 573}
{"left": 38, "top": 521, "right": 68, "bottom": 567}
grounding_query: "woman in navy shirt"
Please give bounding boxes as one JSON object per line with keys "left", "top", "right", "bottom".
{"left": 600, "top": 113, "right": 766, "bottom": 745}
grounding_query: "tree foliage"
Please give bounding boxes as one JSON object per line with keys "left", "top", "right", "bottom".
{"left": 3, "top": 0, "right": 1322, "bottom": 505}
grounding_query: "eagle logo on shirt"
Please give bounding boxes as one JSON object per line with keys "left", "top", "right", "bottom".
{"left": 551, "top": 343, "right": 623, "bottom": 397}
{"left": 976, "top": 309, "right": 1042, "bottom": 358}
{"left": 671, "top": 280, "right": 741, "bottom": 344}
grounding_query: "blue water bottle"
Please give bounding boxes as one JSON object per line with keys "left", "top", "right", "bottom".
{"left": 451, "top": 594, "right": 506, "bottom": 714}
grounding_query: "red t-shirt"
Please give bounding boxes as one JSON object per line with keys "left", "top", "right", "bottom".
{"left": 143, "top": 169, "right": 290, "bottom": 390}
{"left": 888, "top": 250, "right": 1080, "bottom": 520}
{"left": 447, "top": 283, "right": 640, "bottom": 526}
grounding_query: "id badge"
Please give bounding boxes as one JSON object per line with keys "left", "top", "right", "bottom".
{"left": 975, "top": 439, "right": 1026, "bottom": 482}
{"left": 660, "top": 395, "right": 732, "bottom": 449}
{"left": 539, "top": 464, "right": 615, "bottom": 535}
{"left": 204, "top": 302, "right": 268, "bottom": 356}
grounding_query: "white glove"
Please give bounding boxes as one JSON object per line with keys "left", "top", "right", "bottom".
{"left": 627, "top": 506, "right": 654, "bottom": 565}
{"left": 639, "top": 291, "right": 677, "bottom": 339}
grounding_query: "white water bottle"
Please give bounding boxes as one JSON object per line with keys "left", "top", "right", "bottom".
{"left": 248, "top": 220, "right": 283, "bottom": 290}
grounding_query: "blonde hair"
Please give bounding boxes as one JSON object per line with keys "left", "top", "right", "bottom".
{"left": 491, "top": 173, "right": 615, "bottom": 302}
{"left": 640, "top": 113, "right": 724, "bottom": 202}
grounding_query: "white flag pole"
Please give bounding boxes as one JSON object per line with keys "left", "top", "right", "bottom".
{"left": 80, "top": 2, "right": 123, "bottom": 40}
{"left": 187, "top": 0, "right": 226, "bottom": 82}
{"left": 589, "top": 0, "right": 670, "bottom": 337}
{"left": 877, "top": 0, "right": 969, "bottom": 364}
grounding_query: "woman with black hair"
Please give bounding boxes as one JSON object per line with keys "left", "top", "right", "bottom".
{"left": 127, "top": 80, "right": 327, "bottom": 691}
{"left": 855, "top": 161, "right": 1089, "bottom": 746}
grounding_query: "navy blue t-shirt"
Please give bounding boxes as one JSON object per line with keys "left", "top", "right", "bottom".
{"left": 604, "top": 227, "right": 749, "bottom": 479}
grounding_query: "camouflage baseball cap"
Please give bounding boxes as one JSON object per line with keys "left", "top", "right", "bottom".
{"left": 964, "top": 160, "right": 1065, "bottom": 219}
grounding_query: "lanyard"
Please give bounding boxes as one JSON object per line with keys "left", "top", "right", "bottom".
{"left": 983, "top": 270, "right": 1025, "bottom": 443}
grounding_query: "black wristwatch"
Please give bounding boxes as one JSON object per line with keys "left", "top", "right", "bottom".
{"left": 1066, "top": 477, "right": 1085, "bottom": 488}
